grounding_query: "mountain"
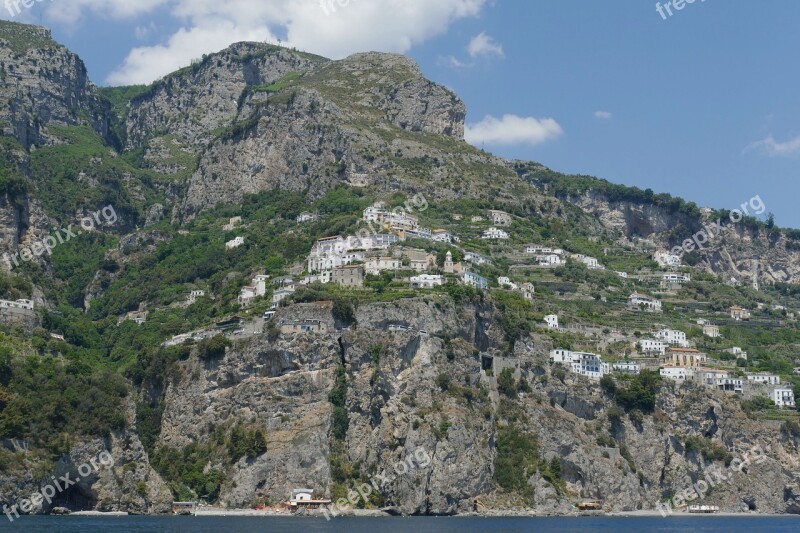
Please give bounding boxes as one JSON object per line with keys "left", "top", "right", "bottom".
{"left": 1, "top": 20, "right": 800, "bottom": 517}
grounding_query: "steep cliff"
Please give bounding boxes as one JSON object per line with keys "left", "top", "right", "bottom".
{"left": 0, "top": 21, "right": 110, "bottom": 149}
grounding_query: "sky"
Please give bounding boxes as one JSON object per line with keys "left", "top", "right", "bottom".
{"left": 3, "top": 0, "right": 800, "bottom": 227}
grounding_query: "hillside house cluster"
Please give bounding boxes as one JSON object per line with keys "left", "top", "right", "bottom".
{"left": 498, "top": 277, "right": 535, "bottom": 301}
{"left": 525, "top": 245, "right": 565, "bottom": 266}
{"left": 482, "top": 227, "right": 509, "bottom": 240}
{"left": 654, "top": 250, "right": 682, "bottom": 267}
{"left": 660, "top": 365, "right": 795, "bottom": 406}
{"left": 730, "top": 305, "right": 751, "bottom": 320}
{"left": 363, "top": 202, "right": 437, "bottom": 241}
{"left": 238, "top": 275, "right": 270, "bottom": 307}
{"left": 549, "top": 349, "right": 640, "bottom": 380}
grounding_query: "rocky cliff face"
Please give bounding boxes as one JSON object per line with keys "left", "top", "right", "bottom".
{"left": 0, "top": 22, "right": 109, "bottom": 149}
{"left": 558, "top": 190, "right": 800, "bottom": 284}
{"left": 153, "top": 297, "right": 800, "bottom": 514}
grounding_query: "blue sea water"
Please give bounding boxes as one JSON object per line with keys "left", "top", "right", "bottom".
{"left": 1, "top": 516, "right": 799, "bottom": 533}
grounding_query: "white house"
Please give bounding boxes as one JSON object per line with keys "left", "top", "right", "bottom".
{"left": 464, "top": 251, "right": 490, "bottom": 265}
{"left": 571, "top": 352, "right": 604, "bottom": 380}
{"left": 715, "top": 377, "right": 744, "bottom": 393}
{"left": 498, "top": 277, "right": 518, "bottom": 290}
{"left": 629, "top": 293, "right": 662, "bottom": 312}
{"left": 538, "top": 254, "right": 563, "bottom": 266}
{"left": 0, "top": 298, "right": 34, "bottom": 311}
{"left": 746, "top": 373, "right": 780, "bottom": 385}
{"left": 363, "top": 202, "right": 389, "bottom": 223}
{"left": 520, "top": 282, "right": 535, "bottom": 301}
{"left": 226, "top": 236, "right": 245, "bottom": 249}
{"left": 239, "top": 274, "right": 269, "bottom": 307}
{"left": 730, "top": 306, "right": 751, "bottom": 321}
{"left": 296, "top": 212, "right": 318, "bottom": 223}
{"left": 616, "top": 271, "right": 629, "bottom": 279}
{"left": 364, "top": 256, "right": 401, "bottom": 275}
{"left": 549, "top": 349, "right": 573, "bottom": 364}
{"left": 544, "top": 314, "right": 559, "bottom": 329}
{"left": 771, "top": 388, "right": 796, "bottom": 408}
{"left": 655, "top": 328, "right": 688, "bottom": 347}
{"left": 703, "top": 324, "right": 721, "bottom": 338}
{"left": 655, "top": 251, "right": 682, "bottom": 267}
{"left": 463, "top": 271, "right": 489, "bottom": 290}
{"left": 272, "top": 287, "right": 295, "bottom": 305}
{"left": 291, "top": 489, "right": 315, "bottom": 503}
{"left": 660, "top": 366, "right": 690, "bottom": 381}
{"left": 409, "top": 274, "right": 444, "bottom": 289}
{"left": 187, "top": 290, "right": 206, "bottom": 304}
{"left": 639, "top": 339, "right": 667, "bottom": 355}
{"left": 571, "top": 254, "right": 602, "bottom": 270}
{"left": 482, "top": 227, "right": 509, "bottom": 240}
{"left": 431, "top": 229, "right": 452, "bottom": 243}
{"left": 526, "top": 245, "right": 561, "bottom": 255}
{"left": 662, "top": 273, "right": 692, "bottom": 285}
{"left": 612, "top": 362, "right": 641, "bottom": 374}
{"left": 238, "top": 286, "right": 257, "bottom": 307}
{"left": 727, "top": 346, "right": 747, "bottom": 360}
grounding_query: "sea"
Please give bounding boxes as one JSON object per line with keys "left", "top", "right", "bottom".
{"left": 0, "top": 516, "right": 798, "bottom": 533}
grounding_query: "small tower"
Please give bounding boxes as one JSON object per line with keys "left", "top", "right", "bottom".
{"left": 444, "top": 251, "right": 454, "bottom": 274}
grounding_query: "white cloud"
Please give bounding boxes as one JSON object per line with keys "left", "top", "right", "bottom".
{"left": 45, "top": 0, "right": 171, "bottom": 25}
{"left": 744, "top": 135, "right": 800, "bottom": 157}
{"left": 465, "top": 114, "right": 563, "bottom": 147}
{"left": 437, "top": 55, "right": 469, "bottom": 68}
{"left": 43, "top": 0, "right": 488, "bottom": 85}
{"left": 134, "top": 22, "right": 157, "bottom": 40}
{"left": 594, "top": 110, "right": 613, "bottom": 120}
{"left": 467, "top": 31, "right": 503, "bottom": 58}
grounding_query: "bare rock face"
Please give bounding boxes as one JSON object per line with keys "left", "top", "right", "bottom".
{"left": 151, "top": 298, "right": 800, "bottom": 515}
{"left": 124, "top": 43, "right": 326, "bottom": 152}
{"left": 0, "top": 22, "right": 110, "bottom": 148}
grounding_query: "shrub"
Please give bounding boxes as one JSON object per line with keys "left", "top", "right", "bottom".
{"left": 615, "top": 371, "right": 660, "bottom": 413}
{"left": 600, "top": 374, "right": 617, "bottom": 395}
{"left": 494, "top": 425, "right": 539, "bottom": 499}
{"left": 498, "top": 368, "right": 517, "bottom": 398}
{"left": 197, "top": 335, "right": 231, "bottom": 360}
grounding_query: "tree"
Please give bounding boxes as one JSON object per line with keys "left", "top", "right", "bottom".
{"left": 498, "top": 368, "right": 517, "bottom": 398}
{"left": 198, "top": 335, "right": 231, "bottom": 360}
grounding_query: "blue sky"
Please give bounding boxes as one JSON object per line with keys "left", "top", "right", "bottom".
{"left": 3, "top": 0, "right": 799, "bottom": 227}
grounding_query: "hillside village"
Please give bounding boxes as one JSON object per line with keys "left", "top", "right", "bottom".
{"left": 125, "top": 194, "right": 800, "bottom": 414}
